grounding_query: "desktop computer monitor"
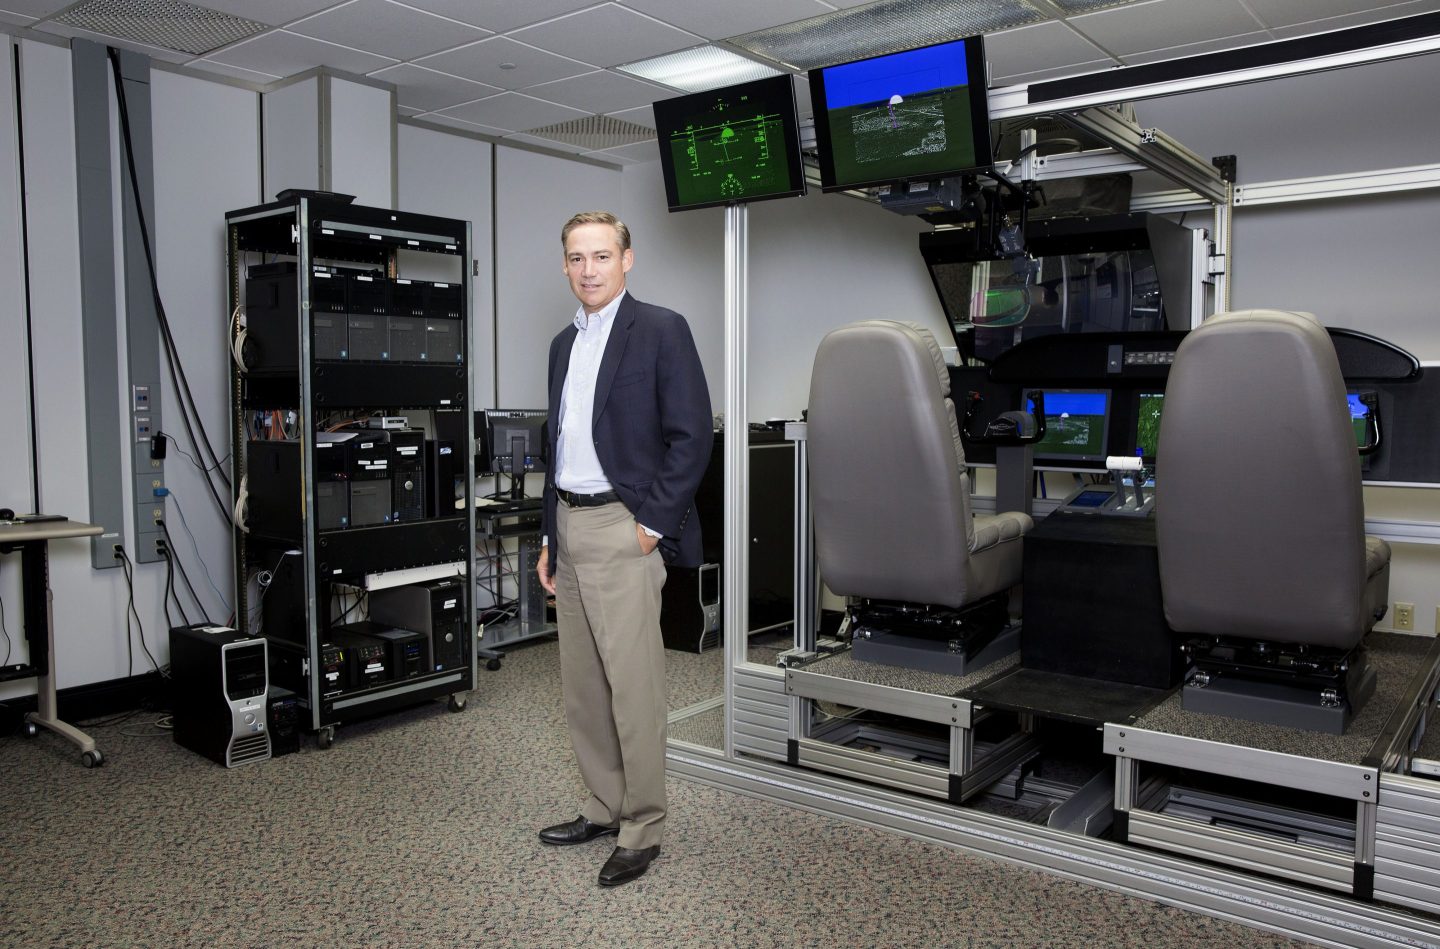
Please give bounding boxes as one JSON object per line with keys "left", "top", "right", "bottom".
{"left": 1026, "top": 389, "right": 1111, "bottom": 464}
{"left": 480, "top": 409, "right": 547, "bottom": 497}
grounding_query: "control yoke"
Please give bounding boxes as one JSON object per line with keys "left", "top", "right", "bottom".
{"left": 964, "top": 390, "right": 1046, "bottom": 446}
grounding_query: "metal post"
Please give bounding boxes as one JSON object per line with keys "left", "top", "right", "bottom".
{"left": 722, "top": 203, "right": 748, "bottom": 760}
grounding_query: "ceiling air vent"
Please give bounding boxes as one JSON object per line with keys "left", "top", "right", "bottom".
{"left": 55, "top": 0, "right": 269, "bottom": 56}
{"left": 524, "top": 115, "right": 656, "bottom": 151}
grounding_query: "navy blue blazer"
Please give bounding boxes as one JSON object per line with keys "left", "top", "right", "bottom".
{"left": 541, "top": 292, "right": 714, "bottom": 573}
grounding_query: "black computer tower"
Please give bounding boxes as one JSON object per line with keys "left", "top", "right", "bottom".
{"left": 390, "top": 430, "right": 426, "bottom": 523}
{"left": 266, "top": 685, "right": 302, "bottom": 757}
{"left": 425, "top": 438, "right": 459, "bottom": 518}
{"left": 169, "top": 624, "right": 271, "bottom": 768}
{"left": 370, "top": 578, "right": 468, "bottom": 674}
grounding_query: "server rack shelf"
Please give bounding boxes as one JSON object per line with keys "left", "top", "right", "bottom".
{"left": 225, "top": 195, "right": 477, "bottom": 747}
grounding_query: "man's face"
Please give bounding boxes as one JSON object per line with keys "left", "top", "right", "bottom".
{"left": 563, "top": 222, "right": 633, "bottom": 314}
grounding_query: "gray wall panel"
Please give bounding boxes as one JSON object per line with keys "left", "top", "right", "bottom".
{"left": 328, "top": 77, "right": 392, "bottom": 209}
{"left": 0, "top": 39, "right": 31, "bottom": 514}
{"left": 262, "top": 77, "right": 318, "bottom": 201}
{"left": 494, "top": 145, "right": 621, "bottom": 408}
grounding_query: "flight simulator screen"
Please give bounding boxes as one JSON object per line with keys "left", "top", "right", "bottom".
{"left": 1135, "top": 392, "right": 1165, "bottom": 459}
{"left": 810, "top": 36, "right": 991, "bottom": 191}
{"left": 1027, "top": 389, "right": 1111, "bottom": 463}
{"left": 653, "top": 74, "right": 806, "bottom": 213}
{"left": 1348, "top": 392, "right": 1374, "bottom": 448}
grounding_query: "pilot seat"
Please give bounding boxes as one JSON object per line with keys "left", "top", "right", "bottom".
{"left": 1156, "top": 309, "right": 1390, "bottom": 733}
{"left": 808, "top": 320, "right": 1032, "bottom": 675}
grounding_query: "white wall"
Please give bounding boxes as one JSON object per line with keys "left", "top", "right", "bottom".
{"left": 747, "top": 189, "right": 946, "bottom": 421}
{"left": 493, "top": 146, "right": 622, "bottom": 407}
{"left": 151, "top": 68, "right": 263, "bottom": 624}
{"left": 1135, "top": 53, "right": 1440, "bottom": 359}
{"left": 329, "top": 77, "right": 393, "bottom": 208}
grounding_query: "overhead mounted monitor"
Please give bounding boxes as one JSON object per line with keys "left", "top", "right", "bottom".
{"left": 809, "top": 35, "right": 991, "bottom": 192}
{"left": 652, "top": 74, "right": 806, "bottom": 213}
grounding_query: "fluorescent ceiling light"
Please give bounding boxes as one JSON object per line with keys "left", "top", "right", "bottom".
{"left": 617, "top": 45, "right": 783, "bottom": 93}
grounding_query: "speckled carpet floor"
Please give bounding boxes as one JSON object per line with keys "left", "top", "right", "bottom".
{"left": 0, "top": 639, "right": 1313, "bottom": 948}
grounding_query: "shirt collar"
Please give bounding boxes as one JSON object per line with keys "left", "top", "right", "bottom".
{"left": 573, "top": 289, "right": 627, "bottom": 332}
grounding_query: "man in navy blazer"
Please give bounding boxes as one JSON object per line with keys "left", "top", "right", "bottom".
{"left": 535, "top": 211, "right": 712, "bottom": 887}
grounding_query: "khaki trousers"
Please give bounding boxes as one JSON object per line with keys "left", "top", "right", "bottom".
{"left": 554, "top": 499, "right": 668, "bottom": 849}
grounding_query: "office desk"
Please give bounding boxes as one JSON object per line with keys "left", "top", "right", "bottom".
{"left": 0, "top": 518, "right": 105, "bottom": 767}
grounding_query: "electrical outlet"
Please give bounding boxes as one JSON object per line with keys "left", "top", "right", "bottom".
{"left": 1395, "top": 602, "right": 1415, "bottom": 631}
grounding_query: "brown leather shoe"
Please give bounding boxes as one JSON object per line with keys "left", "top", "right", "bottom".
{"left": 598, "top": 845, "right": 660, "bottom": 886}
{"left": 538, "top": 816, "right": 618, "bottom": 846}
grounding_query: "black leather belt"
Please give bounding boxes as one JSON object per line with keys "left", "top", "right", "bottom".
{"left": 557, "top": 489, "right": 621, "bottom": 507}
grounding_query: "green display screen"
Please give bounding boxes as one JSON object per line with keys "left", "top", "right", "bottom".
{"left": 653, "top": 75, "right": 805, "bottom": 213}
{"left": 1135, "top": 392, "right": 1164, "bottom": 458}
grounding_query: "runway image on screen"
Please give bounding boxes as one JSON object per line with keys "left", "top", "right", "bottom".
{"left": 819, "top": 40, "right": 978, "bottom": 186}
{"left": 1028, "top": 390, "right": 1110, "bottom": 460}
{"left": 667, "top": 101, "right": 791, "bottom": 208}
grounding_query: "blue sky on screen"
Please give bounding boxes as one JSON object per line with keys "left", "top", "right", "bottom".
{"left": 1031, "top": 392, "right": 1108, "bottom": 416}
{"left": 821, "top": 40, "right": 970, "bottom": 111}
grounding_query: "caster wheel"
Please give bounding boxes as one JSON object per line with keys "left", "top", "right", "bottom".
{"left": 486, "top": 658, "right": 502, "bottom": 671}
{"left": 316, "top": 726, "right": 335, "bottom": 750}
{"left": 81, "top": 749, "right": 104, "bottom": 768}
{"left": 447, "top": 693, "right": 468, "bottom": 713}
{"left": 24, "top": 722, "right": 38, "bottom": 738}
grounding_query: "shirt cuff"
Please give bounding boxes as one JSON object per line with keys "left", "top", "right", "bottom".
{"left": 640, "top": 524, "right": 662, "bottom": 539}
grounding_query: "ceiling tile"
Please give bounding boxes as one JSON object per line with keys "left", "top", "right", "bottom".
{"left": 187, "top": 58, "right": 284, "bottom": 82}
{"left": 0, "top": 0, "right": 70, "bottom": 15}
{"left": 1120, "top": 30, "right": 1274, "bottom": 65}
{"left": 0, "top": 11, "right": 39, "bottom": 25}
{"left": 1269, "top": 1, "right": 1440, "bottom": 35}
{"left": 416, "top": 35, "right": 593, "bottom": 89}
{"left": 1246, "top": 0, "right": 1423, "bottom": 29}
{"left": 397, "top": 104, "right": 423, "bottom": 115}
{"left": 196, "top": 0, "right": 344, "bottom": 27}
{"left": 434, "top": 91, "right": 590, "bottom": 132}
{"left": 618, "top": 0, "right": 833, "bottom": 41}
{"left": 208, "top": 29, "right": 398, "bottom": 77}
{"left": 398, "top": 0, "right": 604, "bottom": 33}
{"left": 510, "top": 3, "right": 701, "bottom": 69}
{"left": 32, "top": 21, "right": 194, "bottom": 62}
{"left": 983, "top": 20, "right": 1115, "bottom": 83}
{"left": 525, "top": 69, "right": 671, "bottom": 113}
{"left": 605, "top": 104, "right": 656, "bottom": 128}
{"left": 584, "top": 140, "right": 661, "bottom": 163}
{"left": 368, "top": 62, "right": 504, "bottom": 111}
{"left": 286, "top": 0, "right": 489, "bottom": 62}
{"left": 413, "top": 112, "right": 510, "bottom": 136}
{"left": 990, "top": 59, "right": 1119, "bottom": 87}
{"left": 369, "top": 62, "right": 502, "bottom": 111}
{"left": 1068, "top": 0, "right": 1266, "bottom": 58}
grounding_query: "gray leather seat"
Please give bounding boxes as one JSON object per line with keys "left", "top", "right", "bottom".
{"left": 808, "top": 320, "right": 1032, "bottom": 613}
{"left": 1157, "top": 309, "right": 1390, "bottom": 652}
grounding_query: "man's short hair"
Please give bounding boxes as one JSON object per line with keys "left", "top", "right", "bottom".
{"left": 561, "top": 211, "right": 631, "bottom": 253}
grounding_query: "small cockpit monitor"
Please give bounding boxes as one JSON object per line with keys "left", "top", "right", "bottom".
{"left": 1135, "top": 391, "right": 1165, "bottom": 460}
{"left": 1026, "top": 389, "right": 1111, "bottom": 464}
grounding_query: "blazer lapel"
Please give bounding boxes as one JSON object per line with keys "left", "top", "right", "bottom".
{"left": 551, "top": 323, "right": 579, "bottom": 421}
{"left": 592, "top": 293, "right": 637, "bottom": 427}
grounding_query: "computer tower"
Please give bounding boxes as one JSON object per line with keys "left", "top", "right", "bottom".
{"left": 169, "top": 623, "right": 271, "bottom": 768}
{"left": 266, "top": 685, "right": 301, "bottom": 757}
{"left": 390, "top": 430, "right": 426, "bottom": 523}
{"left": 425, "top": 438, "right": 459, "bottom": 518}
{"left": 370, "top": 578, "right": 468, "bottom": 674}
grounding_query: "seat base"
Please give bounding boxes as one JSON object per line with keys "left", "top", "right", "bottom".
{"left": 1180, "top": 642, "right": 1378, "bottom": 735}
{"left": 852, "top": 623, "right": 1020, "bottom": 678}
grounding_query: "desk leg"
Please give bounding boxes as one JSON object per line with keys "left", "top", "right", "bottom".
{"left": 24, "top": 573, "right": 102, "bottom": 767}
